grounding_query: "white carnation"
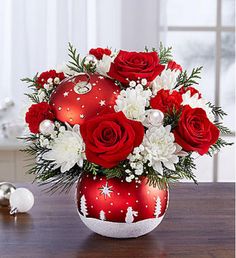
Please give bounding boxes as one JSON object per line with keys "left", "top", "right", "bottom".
{"left": 96, "top": 55, "right": 114, "bottom": 77}
{"left": 151, "top": 69, "right": 180, "bottom": 95}
{"left": 42, "top": 124, "right": 85, "bottom": 173}
{"left": 181, "top": 90, "right": 215, "bottom": 122}
{"left": 115, "top": 84, "right": 152, "bottom": 121}
{"left": 141, "top": 125, "right": 180, "bottom": 174}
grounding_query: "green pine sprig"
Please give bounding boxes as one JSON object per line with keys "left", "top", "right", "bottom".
{"left": 67, "top": 42, "right": 85, "bottom": 74}
{"left": 208, "top": 138, "right": 234, "bottom": 157}
{"left": 158, "top": 42, "right": 173, "bottom": 64}
{"left": 176, "top": 66, "right": 203, "bottom": 88}
{"left": 207, "top": 102, "right": 227, "bottom": 120}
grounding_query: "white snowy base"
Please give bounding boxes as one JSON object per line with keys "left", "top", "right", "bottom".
{"left": 79, "top": 213, "right": 164, "bottom": 238}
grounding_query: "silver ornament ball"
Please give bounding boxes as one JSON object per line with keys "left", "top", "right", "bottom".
{"left": 39, "top": 119, "right": 55, "bottom": 135}
{"left": 0, "top": 182, "right": 16, "bottom": 206}
{"left": 85, "top": 54, "right": 98, "bottom": 66}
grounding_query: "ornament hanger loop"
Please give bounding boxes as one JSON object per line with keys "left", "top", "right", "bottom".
{"left": 73, "top": 73, "right": 92, "bottom": 95}
{"left": 10, "top": 207, "right": 18, "bottom": 215}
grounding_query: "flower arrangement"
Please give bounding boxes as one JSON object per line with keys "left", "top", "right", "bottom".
{"left": 22, "top": 43, "right": 232, "bottom": 193}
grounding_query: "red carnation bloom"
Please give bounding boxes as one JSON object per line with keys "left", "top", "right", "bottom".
{"left": 167, "top": 60, "right": 182, "bottom": 72}
{"left": 36, "top": 70, "right": 65, "bottom": 88}
{"left": 173, "top": 105, "right": 219, "bottom": 155}
{"left": 179, "top": 86, "right": 202, "bottom": 98}
{"left": 80, "top": 111, "right": 144, "bottom": 168}
{"left": 107, "top": 50, "right": 165, "bottom": 86}
{"left": 89, "top": 48, "right": 112, "bottom": 60}
{"left": 25, "top": 102, "right": 55, "bottom": 133}
{"left": 150, "top": 89, "right": 183, "bottom": 114}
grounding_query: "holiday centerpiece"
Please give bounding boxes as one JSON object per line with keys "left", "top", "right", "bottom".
{"left": 22, "top": 43, "right": 232, "bottom": 238}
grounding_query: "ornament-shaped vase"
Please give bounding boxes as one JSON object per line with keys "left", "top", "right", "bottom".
{"left": 76, "top": 172, "right": 169, "bottom": 238}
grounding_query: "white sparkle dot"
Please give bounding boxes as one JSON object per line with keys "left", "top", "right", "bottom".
{"left": 63, "top": 91, "right": 69, "bottom": 97}
{"left": 80, "top": 114, "right": 84, "bottom": 119}
{"left": 91, "top": 205, "right": 93, "bottom": 208}
{"left": 126, "top": 202, "right": 129, "bottom": 205}
{"left": 147, "top": 191, "right": 150, "bottom": 194}
{"left": 98, "top": 88, "right": 101, "bottom": 91}
{"left": 100, "top": 178, "right": 103, "bottom": 181}
{"left": 67, "top": 107, "right": 70, "bottom": 111}
{"left": 96, "top": 197, "right": 98, "bottom": 200}
{"left": 81, "top": 105, "right": 85, "bottom": 108}
{"left": 145, "top": 205, "right": 148, "bottom": 208}
{"left": 110, "top": 203, "right": 113, "bottom": 206}
{"left": 108, "top": 211, "right": 111, "bottom": 214}
{"left": 84, "top": 186, "right": 87, "bottom": 189}
{"left": 52, "top": 103, "right": 55, "bottom": 106}
{"left": 121, "top": 210, "right": 123, "bottom": 213}
{"left": 77, "top": 97, "right": 80, "bottom": 100}
{"left": 69, "top": 118, "right": 73, "bottom": 122}
{"left": 92, "top": 83, "right": 96, "bottom": 86}
{"left": 58, "top": 107, "right": 62, "bottom": 111}
{"left": 113, "top": 91, "right": 117, "bottom": 95}
{"left": 96, "top": 81, "right": 99, "bottom": 83}
{"left": 117, "top": 193, "right": 120, "bottom": 195}
{"left": 128, "top": 193, "right": 131, "bottom": 196}
{"left": 136, "top": 185, "right": 139, "bottom": 188}
{"left": 98, "top": 76, "right": 104, "bottom": 79}
{"left": 95, "top": 96, "right": 98, "bottom": 99}
{"left": 99, "top": 100, "right": 106, "bottom": 106}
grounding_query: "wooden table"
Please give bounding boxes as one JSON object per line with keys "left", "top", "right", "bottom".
{"left": 0, "top": 183, "right": 234, "bottom": 258}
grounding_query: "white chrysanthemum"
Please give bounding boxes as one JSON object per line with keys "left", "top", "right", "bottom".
{"left": 141, "top": 125, "right": 181, "bottom": 174}
{"left": 42, "top": 124, "right": 85, "bottom": 173}
{"left": 115, "top": 84, "right": 152, "bottom": 121}
{"left": 181, "top": 90, "right": 215, "bottom": 122}
{"left": 96, "top": 55, "right": 115, "bottom": 77}
{"left": 151, "top": 69, "right": 180, "bottom": 95}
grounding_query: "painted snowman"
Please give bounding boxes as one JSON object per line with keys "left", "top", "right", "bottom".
{"left": 125, "top": 207, "right": 138, "bottom": 223}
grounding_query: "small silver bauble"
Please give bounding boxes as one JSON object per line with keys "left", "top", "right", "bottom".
{"left": 39, "top": 119, "right": 55, "bottom": 135}
{"left": 144, "top": 109, "right": 164, "bottom": 128}
{"left": 84, "top": 54, "right": 98, "bottom": 66}
{"left": 0, "top": 182, "right": 16, "bottom": 206}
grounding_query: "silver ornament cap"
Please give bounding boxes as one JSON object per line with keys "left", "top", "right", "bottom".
{"left": 39, "top": 119, "right": 55, "bottom": 135}
{"left": 0, "top": 182, "right": 16, "bottom": 206}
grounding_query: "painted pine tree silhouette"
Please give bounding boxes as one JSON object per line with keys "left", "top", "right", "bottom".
{"left": 80, "top": 195, "right": 88, "bottom": 217}
{"left": 154, "top": 196, "right": 162, "bottom": 218}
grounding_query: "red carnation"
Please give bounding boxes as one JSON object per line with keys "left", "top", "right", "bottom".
{"left": 107, "top": 50, "right": 165, "bottom": 86}
{"left": 167, "top": 61, "right": 182, "bottom": 72}
{"left": 25, "top": 102, "right": 55, "bottom": 133}
{"left": 89, "top": 48, "right": 112, "bottom": 60}
{"left": 150, "top": 89, "right": 183, "bottom": 114}
{"left": 179, "top": 86, "right": 202, "bottom": 98}
{"left": 173, "top": 105, "right": 219, "bottom": 155}
{"left": 36, "top": 70, "right": 65, "bottom": 88}
{"left": 80, "top": 111, "right": 144, "bottom": 168}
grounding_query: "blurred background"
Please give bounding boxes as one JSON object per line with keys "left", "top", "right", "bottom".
{"left": 0, "top": 0, "right": 235, "bottom": 182}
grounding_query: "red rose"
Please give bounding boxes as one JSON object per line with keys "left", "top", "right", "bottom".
{"left": 107, "top": 50, "right": 165, "bottom": 85}
{"left": 36, "top": 70, "right": 65, "bottom": 88}
{"left": 167, "top": 60, "right": 182, "bottom": 72}
{"left": 179, "top": 86, "right": 202, "bottom": 98}
{"left": 89, "top": 48, "right": 111, "bottom": 60}
{"left": 173, "top": 105, "right": 219, "bottom": 155}
{"left": 80, "top": 111, "right": 144, "bottom": 168}
{"left": 150, "top": 89, "right": 183, "bottom": 114}
{"left": 25, "top": 102, "right": 55, "bottom": 133}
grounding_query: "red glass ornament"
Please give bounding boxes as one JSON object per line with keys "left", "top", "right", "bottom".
{"left": 76, "top": 172, "right": 169, "bottom": 238}
{"left": 50, "top": 74, "right": 120, "bottom": 125}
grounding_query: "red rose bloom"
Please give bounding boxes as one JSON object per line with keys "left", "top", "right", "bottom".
{"left": 80, "top": 111, "right": 144, "bottom": 168}
{"left": 107, "top": 50, "right": 165, "bottom": 85}
{"left": 167, "top": 60, "right": 182, "bottom": 72}
{"left": 179, "top": 86, "right": 202, "bottom": 98}
{"left": 25, "top": 102, "right": 55, "bottom": 133}
{"left": 150, "top": 89, "right": 183, "bottom": 114}
{"left": 173, "top": 105, "right": 219, "bottom": 155}
{"left": 89, "top": 48, "right": 112, "bottom": 60}
{"left": 36, "top": 70, "right": 65, "bottom": 88}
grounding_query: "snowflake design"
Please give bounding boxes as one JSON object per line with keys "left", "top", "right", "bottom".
{"left": 99, "top": 182, "right": 113, "bottom": 199}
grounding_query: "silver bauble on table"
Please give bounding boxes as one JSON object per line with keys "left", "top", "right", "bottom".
{"left": 0, "top": 182, "right": 16, "bottom": 206}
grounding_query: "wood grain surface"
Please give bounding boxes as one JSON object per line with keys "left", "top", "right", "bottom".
{"left": 0, "top": 183, "right": 234, "bottom": 258}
